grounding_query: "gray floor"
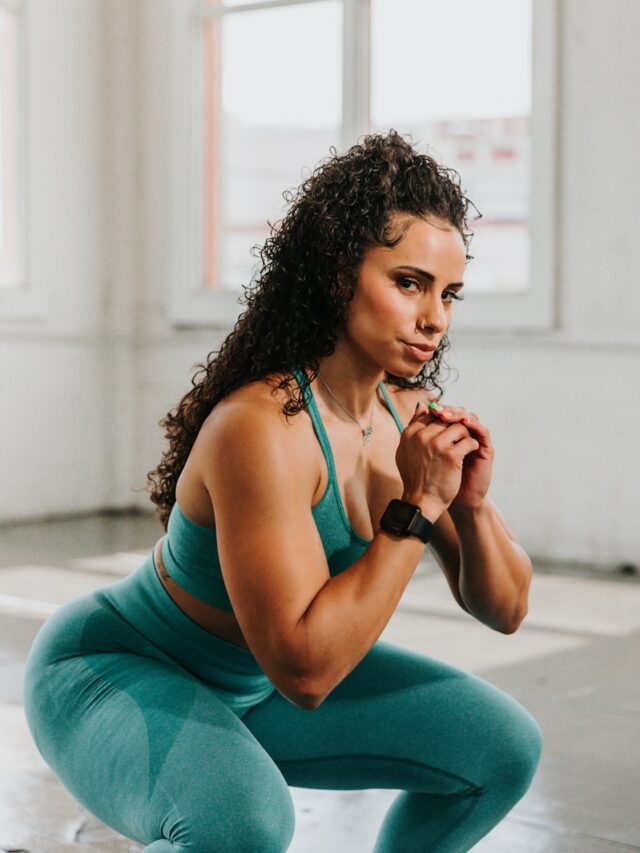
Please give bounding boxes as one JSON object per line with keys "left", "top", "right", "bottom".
{"left": 1, "top": 512, "right": 639, "bottom": 852}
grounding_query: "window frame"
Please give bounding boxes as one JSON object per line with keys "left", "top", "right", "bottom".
{"left": 168, "top": 0, "right": 559, "bottom": 332}
{"left": 0, "top": 0, "right": 39, "bottom": 318}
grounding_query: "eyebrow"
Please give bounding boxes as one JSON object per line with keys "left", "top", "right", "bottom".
{"left": 392, "top": 265, "right": 465, "bottom": 288}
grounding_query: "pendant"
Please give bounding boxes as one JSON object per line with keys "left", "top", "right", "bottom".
{"left": 362, "top": 426, "right": 373, "bottom": 445}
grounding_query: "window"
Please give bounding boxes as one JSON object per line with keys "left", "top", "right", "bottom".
{"left": 0, "top": 1, "right": 22, "bottom": 288}
{"left": 202, "top": 0, "right": 342, "bottom": 294}
{"left": 170, "top": 0, "right": 558, "bottom": 330}
{"left": 372, "top": 0, "right": 532, "bottom": 297}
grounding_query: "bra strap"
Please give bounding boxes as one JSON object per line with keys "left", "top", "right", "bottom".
{"left": 294, "top": 367, "right": 406, "bottom": 438}
{"left": 292, "top": 368, "right": 340, "bottom": 486}
{"left": 377, "top": 381, "right": 405, "bottom": 433}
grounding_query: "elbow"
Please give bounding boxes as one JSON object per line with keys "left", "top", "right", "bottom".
{"left": 269, "top": 626, "right": 337, "bottom": 710}
{"left": 297, "top": 694, "right": 325, "bottom": 711}
{"left": 275, "top": 671, "right": 327, "bottom": 711}
{"left": 499, "top": 572, "right": 532, "bottom": 634}
{"left": 473, "top": 603, "right": 527, "bottom": 634}
{"left": 274, "top": 628, "right": 333, "bottom": 710}
{"left": 499, "top": 603, "right": 528, "bottom": 634}
{"left": 288, "top": 688, "right": 326, "bottom": 712}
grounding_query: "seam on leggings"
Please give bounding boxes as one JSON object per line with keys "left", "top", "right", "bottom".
{"left": 416, "top": 784, "right": 483, "bottom": 851}
{"left": 275, "top": 752, "right": 483, "bottom": 794}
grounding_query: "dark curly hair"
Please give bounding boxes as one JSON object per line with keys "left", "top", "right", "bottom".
{"left": 146, "top": 129, "right": 479, "bottom": 528}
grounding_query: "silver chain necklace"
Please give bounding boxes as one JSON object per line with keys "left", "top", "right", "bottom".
{"left": 317, "top": 374, "right": 375, "bottom": 445}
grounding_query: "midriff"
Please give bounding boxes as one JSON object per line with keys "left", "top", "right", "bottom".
{"left": 153, "top": 537, "right": 250, "bottom": 650}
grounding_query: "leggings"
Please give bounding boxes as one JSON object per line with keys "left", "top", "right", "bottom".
{"left": 23, "top": 551, "right": 542, "bottom": 853}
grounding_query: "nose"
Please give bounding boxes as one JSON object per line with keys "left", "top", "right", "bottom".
{"left": 417, "top": 292, "right": 448, "bottom": 335}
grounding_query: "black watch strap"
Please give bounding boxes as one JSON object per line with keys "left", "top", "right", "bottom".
{"left": 406, "top": 511, "right": 434, "bottom": 544}
{"left": 380, "top": 499, "right": 434, "bottom": 544}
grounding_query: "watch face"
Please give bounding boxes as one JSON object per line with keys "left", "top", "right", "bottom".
{"left": 382, "top": 499, "right": 421, "bottom": 535}
{"left": 388, "top": 499, "right": 420, "bottom": 527}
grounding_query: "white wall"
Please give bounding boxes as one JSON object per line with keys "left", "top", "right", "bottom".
{"left": 2, "top": 0, "right": 639, "bottom": 569}
{"left": 0, "top": 0, "right": 114, "bottom": 518}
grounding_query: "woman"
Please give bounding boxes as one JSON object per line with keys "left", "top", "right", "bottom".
{"left": 24, "top": 130, "right": 542, "bottom": 852}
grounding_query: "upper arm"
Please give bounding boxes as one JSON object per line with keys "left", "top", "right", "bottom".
{"left": 200, "top": 397, "right": 330, "bottom": 697}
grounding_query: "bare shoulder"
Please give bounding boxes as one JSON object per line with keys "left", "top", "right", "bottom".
{"left": 382, "top": 381, "right": 439, "bottom": 423}
{"left": 195, "top": 373, "right": 317, "bottom": 492}
{"left": 206, "top": 373, "right": 298, "bottom": 425}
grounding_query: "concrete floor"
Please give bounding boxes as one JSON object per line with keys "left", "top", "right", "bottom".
{"left": 1, "top": 512, "right": 639, "bottom": 852}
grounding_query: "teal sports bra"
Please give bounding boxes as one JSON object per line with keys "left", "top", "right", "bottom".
{"left": 160, "top": 368, "right": 405, "bottom": 613}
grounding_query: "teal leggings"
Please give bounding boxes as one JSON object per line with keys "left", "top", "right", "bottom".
{"left": 24, "top": 552, "right": 542, "bottom": 852}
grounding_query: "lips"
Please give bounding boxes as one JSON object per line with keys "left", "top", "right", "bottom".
{"left": 403, "top": 342, "right": 437, "bottom": 353}
{"left": 402, "top": 341, "right": 438, "bottom": 362}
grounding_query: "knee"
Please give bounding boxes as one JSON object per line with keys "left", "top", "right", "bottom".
{"left": 237, "top": 802, "right": 296, "bottom": 853}
{"left": 489, "top": 702, "right": 543, "bottom": 799}
{"left": 168, "top": 787, "right": 296, "bottom": 853}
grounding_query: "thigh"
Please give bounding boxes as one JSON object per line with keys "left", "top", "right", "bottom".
{"left": 242, "top": 640, "right": 542, "bottom": 796}
{"left": 25, "top": 649, "right": 295, "bottom": 852}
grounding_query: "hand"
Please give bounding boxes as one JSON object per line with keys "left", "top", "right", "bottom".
{"left": 428, "top": 402, "right": 494, "bottom": 510}
{"left": 396, "top": 402, "right": 481, "bottom": 521}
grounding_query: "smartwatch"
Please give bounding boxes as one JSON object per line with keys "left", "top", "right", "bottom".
{"left": 380, "top": 499, "right": 434, "bottom": 544}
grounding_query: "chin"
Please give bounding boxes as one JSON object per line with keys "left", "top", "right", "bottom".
{"left": 385, "top": 362, "right": 425, "bottom": 381}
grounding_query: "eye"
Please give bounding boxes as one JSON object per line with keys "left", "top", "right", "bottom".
{"left": 443, "top": 290, "right": 465, "bottom": 303}
{"left": 397, "top": 277, "right": 421, "bottom": 292}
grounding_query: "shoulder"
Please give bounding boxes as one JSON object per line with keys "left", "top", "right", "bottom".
{"left": 194, "top": 373, "right": 316, "bottom": 484}
{"left": 382, "top": 381, "right": 439, "bottom": 424}
{"left": 202, "top": 373, "right": 308, "bottom": 443}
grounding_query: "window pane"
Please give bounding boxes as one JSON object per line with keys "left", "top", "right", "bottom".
{"left": 203, "top": 1, "right": 342, "bottom": 290}
{"left": 371, "top": 0, "right": 532, "bottom": 293}
{"left": 0, "top": 5, "right": 19, "bottom": 287}
{"left": 223, "top": 1, "right": 282, "bottom": 6}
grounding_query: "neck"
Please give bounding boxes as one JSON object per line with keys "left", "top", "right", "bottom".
{"left": 316, "top": 345, "right": 384, "bottom": 422}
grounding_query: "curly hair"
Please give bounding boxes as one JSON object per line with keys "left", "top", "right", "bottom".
{"left": 146, "top": 129, "right": 479, "bottom": 529}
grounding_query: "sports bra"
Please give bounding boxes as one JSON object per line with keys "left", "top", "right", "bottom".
{"left": 159, "top": 368, "right": 405, "bottom": 613}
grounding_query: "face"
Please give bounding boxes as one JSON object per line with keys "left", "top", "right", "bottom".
{"left": 340, "top": 212, "right": 467, "bottom": 378}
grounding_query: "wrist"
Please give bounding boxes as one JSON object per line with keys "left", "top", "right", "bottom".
{"left": 448, "top": 497, "right": 491, "bottom": 526}
{"left": 401, "top": 491, "right": 445, "bottom": 524}
{"left": 381, "top": 497, "right": 434, "bottom": 545}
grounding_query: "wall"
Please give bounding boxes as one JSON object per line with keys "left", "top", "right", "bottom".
{"left": 2, "top": 0, "right": 639, "bottom": 569}
{"left": 0, "top": 0, "right": 115, "bottom": 519}
{"left": 132, "top": 0, "right": 640, "bottom": 566}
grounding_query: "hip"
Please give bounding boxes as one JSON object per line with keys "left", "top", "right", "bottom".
{"left": 24, "top": 550, "right": 275, "bottom": 713}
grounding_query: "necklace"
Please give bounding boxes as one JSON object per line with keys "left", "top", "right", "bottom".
{"left": 317, "top": 374, "right": 375, "bottom": 445}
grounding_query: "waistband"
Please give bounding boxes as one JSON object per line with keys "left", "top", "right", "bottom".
{"left": 154, "top": 537, "right": 245, "bottom": 644}
{"left": 103, "top": 550, "right": 276, "bottom": 715}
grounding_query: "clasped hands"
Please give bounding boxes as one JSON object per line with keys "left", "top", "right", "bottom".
{"left": 419, "top": 398, "right": 495, "bottom": 511}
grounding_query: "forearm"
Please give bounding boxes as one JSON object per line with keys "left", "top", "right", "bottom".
{"left": 448, "top": 498, "right": 532, "bottom": 633}
{"left": 293, "top": 531, "right": 425, "bottom": 704}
